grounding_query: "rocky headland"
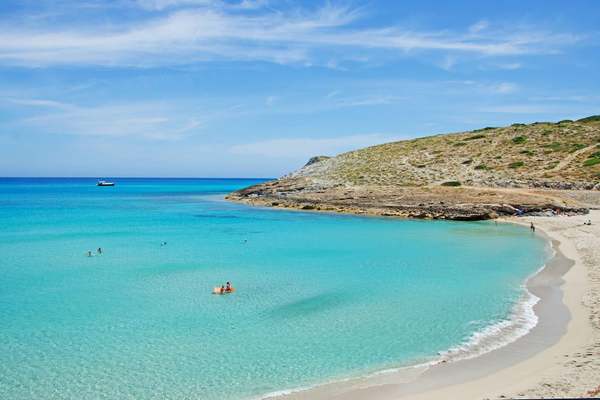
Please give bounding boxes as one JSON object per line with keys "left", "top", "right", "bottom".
{"left": 228, "top": 116, "right": 600, "bottom": 220}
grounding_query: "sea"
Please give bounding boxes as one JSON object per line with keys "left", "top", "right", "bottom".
{"left": 0, "top": 178, "right": 550, "bottom": 399}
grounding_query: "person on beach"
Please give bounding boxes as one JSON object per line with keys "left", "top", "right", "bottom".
{"left": 530, "top": 222, "right": 535, "bottom": 232}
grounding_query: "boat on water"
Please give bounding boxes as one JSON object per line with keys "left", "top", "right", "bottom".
{"left": 97, "top": 180, "right": 115, "bottom": 187}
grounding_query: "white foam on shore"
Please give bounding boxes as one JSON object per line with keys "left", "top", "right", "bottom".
{"left": 258, "top": 289, "right": 542, "bottom": 400}
{"left": 437, "top": 240, "right": 554, "bottom": 364}
{"left": 258, "top": 241, "right": 555, "bottom": 400}
{"left": 437, "top": 289, "right": 540, "bottom": 364}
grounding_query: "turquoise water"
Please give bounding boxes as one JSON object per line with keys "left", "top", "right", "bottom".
{"left": 0, "top": 178, "right": 549, "bottom": 400}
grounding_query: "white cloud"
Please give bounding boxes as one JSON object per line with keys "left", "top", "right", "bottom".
{"left": 0, "top": 4, "right": 583, "bottom": 68}
{"left": 6, "top": 98, "right": 73, "bottom": 109}
{"left": 15, "top": 100, "right": 204, "bottom": 140}
{"left": 229, "top": 133, "right": 399, "bottom": 158}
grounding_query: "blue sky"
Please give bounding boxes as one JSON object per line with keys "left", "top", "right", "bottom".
{"left": 0, "top": 0, "right": 599, "bottom": 177}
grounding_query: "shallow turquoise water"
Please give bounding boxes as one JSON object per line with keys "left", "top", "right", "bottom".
{"left": 0, "top": 178, "right": 549, "bottom": 399}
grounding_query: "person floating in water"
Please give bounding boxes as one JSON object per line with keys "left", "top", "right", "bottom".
{"left": 225, "top": 281, "right": 232, "bottom": 292}
{"left": 160, "top": 241, "right": 167, "bottom": 246}
{"left": 220, "top": 285, "right": 226, "bottom": 294}
{"left": 87, "top": 250, "right": 93, "bottom": 257}
{"left": 530, "top": 222, "right": 535, "bottom": 232}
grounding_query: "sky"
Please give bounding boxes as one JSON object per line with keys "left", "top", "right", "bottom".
{"left": 0, "top": 0, "right": 599, "bottom": 178}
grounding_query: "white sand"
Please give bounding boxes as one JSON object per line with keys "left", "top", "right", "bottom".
{"left": 274, "top": 210, "right": 600, "bottom": 400}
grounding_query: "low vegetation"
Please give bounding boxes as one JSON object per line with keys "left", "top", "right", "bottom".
{"left": 508, "top": 161, "right": 525, "bottom": 169}
{"left": 287, "top": 116, "right": 600, "bottom": 188}
{"left": 441, "top": 181, "right": 462, "bottom": 187}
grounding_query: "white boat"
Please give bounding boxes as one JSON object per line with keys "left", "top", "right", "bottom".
{"left": 97, "top": 180, "right": 115, "bottom": 187}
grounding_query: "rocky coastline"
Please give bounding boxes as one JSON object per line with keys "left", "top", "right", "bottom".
{"left": 226, "top": 179, "right": 590, "bottom": 221}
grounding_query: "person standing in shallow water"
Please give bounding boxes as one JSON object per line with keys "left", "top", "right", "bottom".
{"left": 530, "top": 222, "right": 535, "bottom": 232}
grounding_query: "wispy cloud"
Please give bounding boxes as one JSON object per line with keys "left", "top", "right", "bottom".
{"left": 11, "top": 99, "right": 205, "bottom": 140}
{"left": 229, "top": 133, "right": 401, "bottom": 159}
{"left": 6, "top": 98, "right": 73, "bottom": 109}
{"left": 469, "top": 20, "right": 489, "bottom": 34}
{"left": 0, "top": 3, "right": 584, "bottom": 68}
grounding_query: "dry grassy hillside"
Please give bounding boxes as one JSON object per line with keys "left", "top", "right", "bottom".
{"left": 292, "top": 117, "right": 600, "bottom": 189}
{"left": 228, "top": 116, "right": 600, "bottom": 220}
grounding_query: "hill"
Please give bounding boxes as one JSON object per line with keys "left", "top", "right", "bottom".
{"left": 228, "top": 117, "right": 600, "bottom": 220}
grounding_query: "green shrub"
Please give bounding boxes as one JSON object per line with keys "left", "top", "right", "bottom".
{"left": 508, "top": 161, "right": 524, "bottom": 169}
{"left": 474, "top": 164, "right": 488, "bottom": 170}
{"left": 453, "top": 142, "right": 467, "bottom": 147}
{"left": 583, "top": 158, "right": 600, "bottom": 167}
{"left": 512, "top": 136, "right": 527, "bottom": 144}
{"left": 577, "top": 115, "right": 600, "bottom": 123}
{"left": 464, "top": 134, "right": 486, "bottom": 141}
{"left": 544, "top": 142, "right": 561, "bottom": 151}
{"left": 571, "top": 143, "right": 587, "bottom": 151}
{"left": 588, "top": 151, "right": 600, "bottom": 159}
{"left": 441, "top": 181, "right": 462, "bottom": 187}
{"left": 558, "top": 119, "right": 573, "bottom": 124}
{"left": 520, "top": 149, "right": 534, "bottom": 156}
{"left": 511, "top": 123, "right": 526, "bottom": 127}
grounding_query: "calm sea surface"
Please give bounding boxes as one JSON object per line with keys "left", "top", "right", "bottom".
{"left": 0, "top": 178, "right": 549, "bottom": 399}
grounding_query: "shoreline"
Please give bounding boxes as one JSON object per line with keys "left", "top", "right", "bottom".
{"left": 256, "top": 211, "right": 598, "bottom": 400}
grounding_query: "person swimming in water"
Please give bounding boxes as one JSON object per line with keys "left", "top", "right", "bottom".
{"left": 97, "top": 247, "right": 102, "bottom": 255}
{"left": 530, "top": 222, "right": 535, "bottom": 232}
{"left": 87, "top": 250, "right": 93, "bottom": 257}
{"left": 220, "top": 285, "right": 226, "bottom": 294}
{"left": 225, "top": 281, "right": 232, "bottom": 292}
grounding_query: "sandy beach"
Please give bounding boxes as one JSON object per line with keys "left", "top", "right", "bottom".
{"left": 274, "top": 210, "right": 600, "bottom": 400}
